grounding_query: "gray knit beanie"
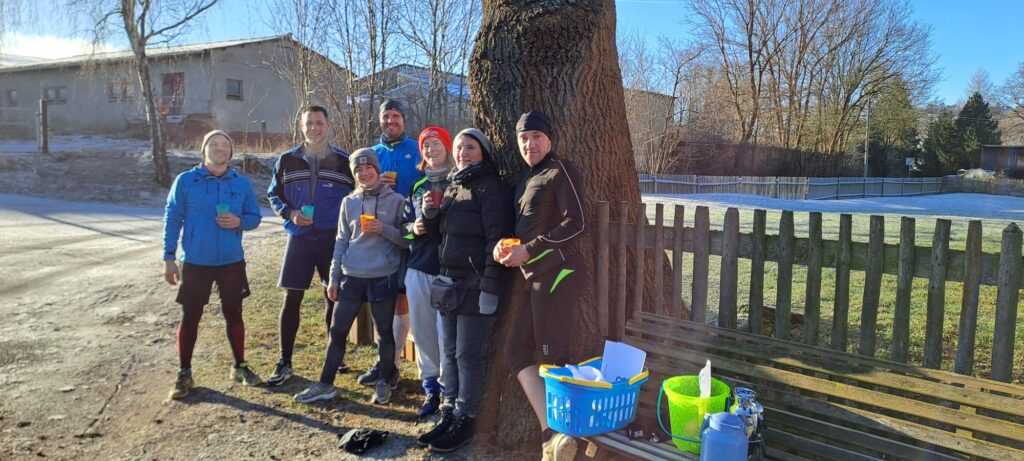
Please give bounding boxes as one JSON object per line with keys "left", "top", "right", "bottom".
{"left": 349, "top": 147, "right": 380, "bottom": 172}
{"left": 455, "top": 128, "right": 496, "bottom": 162}
{"left": 201, "top": 130, "right": 234, "bottom": 158}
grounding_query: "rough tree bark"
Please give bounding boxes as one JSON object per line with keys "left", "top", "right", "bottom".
{"left": 469, "top": 0, "right": 654, "bottom": 449}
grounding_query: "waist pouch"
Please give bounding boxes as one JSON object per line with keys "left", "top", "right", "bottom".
{"left": 430, "top": 274, "right": 479, "bottom": 313}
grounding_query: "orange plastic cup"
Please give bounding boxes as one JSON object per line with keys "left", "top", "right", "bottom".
{"left": 360, "top": 214, "right": 375, "bottom": 232}
{"left": 499, "top": 238, "right": 520, "bottom": 257}
{"left": 382, "top": 171, "right": 397, "bottom": 183}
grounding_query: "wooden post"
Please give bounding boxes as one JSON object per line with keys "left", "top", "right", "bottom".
{"left": 260, "top": 120, "right": 267, "bottom": 151}
{"left": 633, "top": 203, "right": 646, "bottom": 319}
{"left": 923, "top": 219, "right": 951, "bottom": 369}
{"left": 596, "top": 201, "right": 610, "bottom": 338}
{"left": 954, "top": 220, "right": 983, "bottom": 375}
{"left": 38, "top": 99, "right": 49, "bottom": 154}
{"left": 654, "top": 204, "right": 665, "bottom": 315}
{"left": 719, "top": 208, "right": 739, "bottom": 329}
{"left": 991, "top": 223, "right": 1022, "bottom": 382}
{"left": 348, "top": 304, "right": 374, "bottom": 346}
{"left": 832, "top": 214, "right": 853, "bottom": 351}
{"left": 859, "top": 215, "right": 884, "bottom": 357}
{"left": 671, "top": 205, "right": 685, "bottom": 318}
{"left": 615, "top": 202, "right": 628, "bottom": 341}
{"left": 803, "top": 212, "right": 823, "bottom": 345}
{"left": 892, "top": 217, "right": 916, "bottom": 363}
{"left": 775, "top": 211, "right": 794, "bottom": 339}
{"left": 691, "top": 206, "right": 710, "bottom": 323}
{"left": 748, "top": 209, "right": 767, "bottom": 334}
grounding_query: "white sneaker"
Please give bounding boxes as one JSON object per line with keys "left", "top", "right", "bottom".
{"left": 293, "top": 382, "right": 336, "bottom": 404}
{"left": 542, "top": 433, "right": 577, "bottom": 461}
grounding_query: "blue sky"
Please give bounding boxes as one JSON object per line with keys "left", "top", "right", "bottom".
{"left": 615, "top": 0, "right": 1024, "bottom": 105}
{"left": 5, "top": 0, "right": 1022, "bottom": 105}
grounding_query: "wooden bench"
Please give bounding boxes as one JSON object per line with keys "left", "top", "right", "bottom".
{"left": 586, "top": 312, "right": 1024, "bottom": 460}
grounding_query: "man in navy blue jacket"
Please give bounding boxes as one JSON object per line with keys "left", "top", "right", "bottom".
{"left": 163, "top": 130, "right": 263, "bottom": 400}
{"left": 266, "top": 105, "right": 354, "bottom": 386}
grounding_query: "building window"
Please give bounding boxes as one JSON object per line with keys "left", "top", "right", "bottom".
{"left": 107, "top": 80, "right": 133, "bottom": 101}
{"left": 225, "top": 79, "right": 243, "bottom": 100}
{"left": 4, "top": 90, "right": 16, "bottom": 106}
{"left": 42, "top": 86, "right": 67, "bottom": 104}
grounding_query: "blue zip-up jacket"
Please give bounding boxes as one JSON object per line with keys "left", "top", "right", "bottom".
{"left": 267, "top": 145, "right": 353, "bottom": 236}
{"left": 163, "top": 165, "right": 262, "bottom": 266}
{"left": 372, "top": 134, "right": 420, "bottom": 199}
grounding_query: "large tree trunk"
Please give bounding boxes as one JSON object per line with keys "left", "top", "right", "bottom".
{"left": 469, "top": 0, "right": 649, "bottom": 449}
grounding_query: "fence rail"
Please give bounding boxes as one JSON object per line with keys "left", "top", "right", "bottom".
{"left": 638, "top": 174, "right": 943, "bottom": 199}
{"left": 595, "top": 201, "right": 1022, "bottom": 382}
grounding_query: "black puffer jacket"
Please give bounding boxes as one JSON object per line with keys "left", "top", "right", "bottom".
{"left": 429, "top": 161, "right": 514, "bottom": 315}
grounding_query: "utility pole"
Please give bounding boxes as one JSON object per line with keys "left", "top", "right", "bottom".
{"left": 863, "top": 99, "right": 871, "bottom": 178}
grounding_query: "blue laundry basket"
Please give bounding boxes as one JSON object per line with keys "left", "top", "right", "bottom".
{"left": 539, "top": 357, "right": 649, "bottom": 437}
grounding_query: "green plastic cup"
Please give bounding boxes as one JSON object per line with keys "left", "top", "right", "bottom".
{"left": 216, "top": 203, "right": 230, "bottom": 215}
{"left": 301, "top": 205, "right": 314, "bottom": 218}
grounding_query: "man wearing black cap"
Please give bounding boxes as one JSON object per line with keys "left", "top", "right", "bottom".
{"left": 496, "top": 110, "right": 587, "bottom": 461}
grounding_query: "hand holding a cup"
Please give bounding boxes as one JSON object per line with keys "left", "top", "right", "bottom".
{"left": 215, "top": 204, "right": 241, "bottom": 229}
{"left": 494, "top": 238, "right": 522, "bottom": 264}
{"left": 381, "top": 171, "right": 397, "bottom": 187}
{"left": 360, "top": 214, "right": 382, "bottom": 234}
{"left": 412, "top": 217, "right": 428, "bottom": 236}
{"left": 290, "top": 209, "right": 313, "bottom": 227}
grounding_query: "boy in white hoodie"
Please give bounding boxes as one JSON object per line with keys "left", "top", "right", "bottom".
{"left": 294, "top": 148, "right": 410, "bottom": 405}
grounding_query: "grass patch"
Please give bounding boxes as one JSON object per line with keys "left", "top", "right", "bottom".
{"left": 644, "top": 203, "right": 1024, "bottom": 383}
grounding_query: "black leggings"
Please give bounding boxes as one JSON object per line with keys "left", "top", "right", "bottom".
{"left": 278, "top": 287, "right": 333, "bottom": 363}
{"left": 505, "top": 266, "right": 585, "bottom": 373}
{"left": 178, "top": 301, "right": 245, "bottom": 368}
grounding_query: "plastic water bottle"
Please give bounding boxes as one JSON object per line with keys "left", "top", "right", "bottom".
{"left": 698, "top": 412, "right": 748, "bottom": 461}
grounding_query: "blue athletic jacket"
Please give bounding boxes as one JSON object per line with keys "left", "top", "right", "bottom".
{"left": 163, "top": 165, "right": 262, "bottom": 266}
{"left": 372, "top": 135, "right": 420, "bottom": 199}
{"left": 267, "top": 145, "right": 353, "bottom": 236}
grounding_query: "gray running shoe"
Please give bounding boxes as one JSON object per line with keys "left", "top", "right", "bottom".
{"left": 371, "top": 379, "right": 392, "bottom": 405}
{"left": 294, "top": 382, "right": 336, "bottom": 404}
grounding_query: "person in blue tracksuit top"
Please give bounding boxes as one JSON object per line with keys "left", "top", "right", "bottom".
{"left": 265, "top": 105, "right": 354, "bottom": 387}
{"left": 162, "top": 130, "right": 263, "bottom": 400}
{"left": 358, "top": 99, "right": 422, "bottom": 387}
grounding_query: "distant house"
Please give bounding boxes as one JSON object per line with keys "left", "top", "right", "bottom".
{"left": 0, "top": 35, "right": 350, "bottom": 145}
{"left": 980, "top": 145, "right": 1024, "bottom": 178}
{"left": 353, "top": 64, "right": 472, "bottom": 136}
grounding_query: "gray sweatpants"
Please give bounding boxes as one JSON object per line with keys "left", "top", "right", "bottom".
{"left": 405, "top": 268, "right": 448, "bottom": 389}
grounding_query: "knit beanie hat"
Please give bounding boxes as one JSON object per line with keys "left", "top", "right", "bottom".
{"left": 515, "top": 110, "right": 553, "bottom": 139}
{"left": 418, "top": 126, "right": 452, "bottom": 154}
{"left": 201, "top": 130, "right": 234, "bottom": 158}
{"left": 379, "top": 99, "right": 405, "bottom": 118}
{"left": 349, "top": 148, "right": 380, "bottom": 173}
{"left": 455, "top": 128, "right": 496, "bottom": 162}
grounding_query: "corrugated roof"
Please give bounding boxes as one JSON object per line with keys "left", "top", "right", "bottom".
{"left": 0, "top": 35, "right": 289, "bottom": 73}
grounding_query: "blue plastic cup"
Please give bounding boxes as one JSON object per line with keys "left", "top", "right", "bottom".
{"left": 301, "top": 205, "right": 314, "bottom": 218}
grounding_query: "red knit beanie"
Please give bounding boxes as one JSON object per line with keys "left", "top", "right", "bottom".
{"left": 418, "top": 126, "right": 452, "bottom": 154}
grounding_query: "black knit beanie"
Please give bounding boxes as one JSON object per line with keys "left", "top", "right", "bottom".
{"left": 379, "top": 99, "right": 405, "bottom": 118}
{"left": 516, "top": 110, "right": 553, "bottom": 139}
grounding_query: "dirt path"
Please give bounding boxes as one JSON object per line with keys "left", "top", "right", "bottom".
{"left": 0, "top": 194, "right": 536, "bottom": 461}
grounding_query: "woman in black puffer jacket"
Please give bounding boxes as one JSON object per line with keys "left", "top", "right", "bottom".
{"left": 417, "top": 128, "right": 513, "bottom": 453}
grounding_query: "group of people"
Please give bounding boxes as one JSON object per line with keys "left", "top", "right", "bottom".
{"left": 161, "top": 99, "right": 586, "bottom": 459}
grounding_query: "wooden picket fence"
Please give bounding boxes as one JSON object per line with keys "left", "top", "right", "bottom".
{"left": 594, "top": 201, "right": 1022, "bottom": 382}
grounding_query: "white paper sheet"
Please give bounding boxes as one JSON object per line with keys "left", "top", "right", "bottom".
{"left": 600, "top": 340, "right": 646, "bottom": 382}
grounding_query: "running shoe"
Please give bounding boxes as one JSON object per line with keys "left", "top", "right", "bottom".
{"left": 231, "top": 363, "right": 263, "bottom": 386}
{"left": 168, "top": 368, "right": 194, "bottom": 400}
{"left": 294, "top": 382, "right": 337, "bottom": 404}
{"left": 266, "top": 359, "right": 292, "bottom": 387}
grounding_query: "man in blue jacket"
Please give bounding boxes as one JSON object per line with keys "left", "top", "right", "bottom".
{"left": 266, "top": 105, "right": 354, "bottom": 386}
{"left": 163, "top": 130, "right": 263, "bottom": 400}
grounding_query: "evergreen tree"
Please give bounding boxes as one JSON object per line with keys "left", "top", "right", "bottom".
{"left": 955, "top": 92, "right": 1002, "bottom": 169}
{"left": 922, "top": 110, "right": 957, "bottom": 175}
